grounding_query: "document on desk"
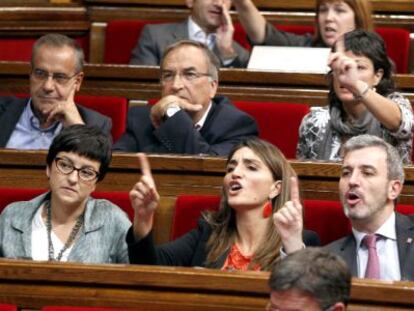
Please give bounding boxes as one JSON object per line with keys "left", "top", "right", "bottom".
{"left": 247, "top": 46, "right": 331, "bottom": 74}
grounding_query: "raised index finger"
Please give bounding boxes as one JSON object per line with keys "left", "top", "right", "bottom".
{"left": 335, "top": 35, "right": 345, "bottom": 53}
{"left": 290, "top": 176, "right": 300, "bottom": 204}
{"left": 137, "top": 153, "right": 153, "bottom": 178}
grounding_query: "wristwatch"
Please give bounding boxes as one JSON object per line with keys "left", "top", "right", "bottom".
{"left": 165, "top": 104, "right": 181, "bottom": 118}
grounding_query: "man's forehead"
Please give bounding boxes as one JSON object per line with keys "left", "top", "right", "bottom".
{"left": 163, "top": 46, "right": 208, "bottom": 69}
{"left": 343, "top": 146, "right": 387, "bottom": 168}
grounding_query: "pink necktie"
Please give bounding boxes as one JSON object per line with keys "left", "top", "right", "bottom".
{"left": 363, "top": 234, "right": 380, "bottom": 279}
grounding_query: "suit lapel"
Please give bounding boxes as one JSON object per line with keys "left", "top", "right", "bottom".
{"left": 339, "top": 235, "right": 358, "bottom": 276}
{"left": 395, "top": 213, "right": 414, "bottom": 280}
{"left": 0, "top": 98, "right": 27, "bottom": 147}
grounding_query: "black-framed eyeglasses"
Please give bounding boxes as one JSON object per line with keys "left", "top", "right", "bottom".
{"left": 160, "top": 70, "right": 211, "bottom": 84}
{"left": 54, "top": 157, "right": 99, "bottom": 182}
{"left": 31, "top": 68, "right": 79, "bottom": 86}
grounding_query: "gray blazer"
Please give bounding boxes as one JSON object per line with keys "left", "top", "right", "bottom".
{"left": 325, "top": 213, "right": 414, "bottom": 281}
{"left": 0, "top": 192, "right": 131, "bottom": 264}
{"left": 129, "top": 20, "right": 250, "bottom": 68}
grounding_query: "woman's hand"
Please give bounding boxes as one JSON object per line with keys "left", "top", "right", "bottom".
{"left": 273, "top": 177, "right": 304, "bottom": 254}
{"left": 130, "top": 153, "right": 160, "bottom": 239}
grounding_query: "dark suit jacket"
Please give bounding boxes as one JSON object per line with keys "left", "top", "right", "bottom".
{"left": 0, "top": 96, "right": 112, "bottom": 148}
{"left": 113, "top": 96, "right": 258, "bottom": 156}
{"left": 127, "top": 219, "right": 321, "bottom": 268}
{"left": 325, "top": 213, "right": 414, "bottom": 281}
{"left": 129, "top": 20, "right": 250, "bottom": 68}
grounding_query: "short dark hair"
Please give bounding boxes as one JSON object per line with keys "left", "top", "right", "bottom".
{"left": 32, "top": 33, "right": 84, "bottom": 73}
{"left": 46, "top": 125, "right": 112, "bottom": 181}
{"left": 269, "top": 248, "right": 351, "bottom": 308}
{"left": 160, "top": 40, "right": 220, "bottom": 81}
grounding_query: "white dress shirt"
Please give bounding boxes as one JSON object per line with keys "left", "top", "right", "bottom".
{"left": 353, "top": 212, "right": 401, "bottom": 280}
{"left": 188, "top": 17, "right": 216, "bottom": 50}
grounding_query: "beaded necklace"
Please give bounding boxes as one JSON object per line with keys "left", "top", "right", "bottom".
{"left": 46, "top": 201, "right": 84, "bottom": 261}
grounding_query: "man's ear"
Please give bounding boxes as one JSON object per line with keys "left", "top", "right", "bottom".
{"left": 46, "top": 165, "right": 50, "bottom": 179}
{"left": 388, "top": 179, "right": 403, "bottom": 201}
{"left": 185, "top": 0, "right": 194, "bottom": 9}
{"left": 74, "top": 72, "right": 84, "bottom": 92}
{"left": 209, "top": 79, "right": 218, "bottom": 99}
{"left": 331, "top": 302, "right": 346, "bottom": 311}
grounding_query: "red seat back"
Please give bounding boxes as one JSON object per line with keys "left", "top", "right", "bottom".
{"left": 233, "top": 101, "right": 310, "bottom": 159}
{"left": 0, "top": 36, "right": 89, "bottom": 62}
{"left": 74, "top": 95, "right": 128, "bottom": 143}
{"left": 42, "top": 307, "right": 135, "bottom": 311}
{"left": 104, "top": 20, "right": 163, "bottom": 64}
{"left": 0, "top": 304, "right": 17, "bottom": 311}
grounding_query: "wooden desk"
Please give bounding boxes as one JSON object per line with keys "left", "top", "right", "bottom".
{"left": 1, "top": 62, "right": 414, "bottom": 105}
{"left": 0, "top": 259, "right": 412, "bottom": 310}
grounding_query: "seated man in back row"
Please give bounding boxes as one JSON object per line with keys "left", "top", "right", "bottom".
{"left": 0, "top": 33, "right": 111, "bottom": 149}
{"left": 114, "top": 40, "right": 258, "bottom": 155}
{"left": 129, "top": 0, "right": 249, "bottom": 68}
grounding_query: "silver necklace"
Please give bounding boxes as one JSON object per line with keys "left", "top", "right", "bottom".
{"left": 46, "top": 201, "right": 84, "bottom": 261}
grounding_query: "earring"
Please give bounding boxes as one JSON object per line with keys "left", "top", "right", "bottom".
{"left": 262, "top": 201, "right": 273, "bottom": 218}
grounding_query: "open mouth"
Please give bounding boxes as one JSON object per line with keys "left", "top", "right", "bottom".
{"left": 228, "top": 181, "right": 242, "bottom": 194}
{"left": 346, "top": 190, "right": 361, "bottom": 206}
{"left": 324, "top": 26, "right": 336, "bottom": 36}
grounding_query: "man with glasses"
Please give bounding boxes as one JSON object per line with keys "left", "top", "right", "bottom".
{"left": 0, "top": 125, "right": 130, "bottom": 263}
{"left": 267, "top": 248, "right": 350, "bottom": 311}
{"left": 0, "top": 33, "right": 111, "bottom": 149}
{"left": 129, "top": 0, "right": 249, "bottom": 68}
{"left": 115, "top": 40, "right": 258, "bottom": 155}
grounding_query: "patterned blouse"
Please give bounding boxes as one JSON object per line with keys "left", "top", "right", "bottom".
{"left": 296, "top": 92, "right": 413, "bottom": 164}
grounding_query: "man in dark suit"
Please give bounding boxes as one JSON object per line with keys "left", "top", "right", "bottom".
{"left": 0, "top": 33, "right": 111, "bottom": 149}
{"left": 114, "top": 40, "right": 257, "bottom": 155}
{"left": 274, "top": 134, "right": 414, "bottom": 281}
{"left": 129, "top": 0, "right": 249, "bottom": 68}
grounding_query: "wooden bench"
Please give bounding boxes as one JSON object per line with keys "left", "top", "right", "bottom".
{"left": 0, "top": 259, "right": 412, "bottom": 310}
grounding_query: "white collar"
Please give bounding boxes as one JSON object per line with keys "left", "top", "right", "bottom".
{"left": 194, "top": 101, "right": 212, "bottom": 130}
{"left": 353, "top": 211, "right": 397, "bottom": 248}
{"left": 188, "top": 17, "right": 216, "bottom": 48}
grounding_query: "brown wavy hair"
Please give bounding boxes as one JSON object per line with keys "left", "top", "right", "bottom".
{"left": 203, "top": 138, "right": 296, "bottom": 271}
{"left": 313, "top": 0, "right": 373, "bottom": 46}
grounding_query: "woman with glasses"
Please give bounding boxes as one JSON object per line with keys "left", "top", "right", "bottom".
{"left": 127, "top": 138, "right": 319, "bottom": 271}
{"left": 0, "top": 125, "right": 130, "bottom": 263}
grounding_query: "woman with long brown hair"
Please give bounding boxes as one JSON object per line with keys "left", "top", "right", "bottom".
{"left": 127, "top": 138, "right": 319, "bottom": 271}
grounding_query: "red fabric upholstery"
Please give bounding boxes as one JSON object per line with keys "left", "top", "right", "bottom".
{"left": 42, "top": 307, "right": 134, "bottom": 311}
{"left": 74, "top": 95, "right": 128, "bottom": 143}
{"left": 233, "top": 101, "right": 310, "bottom": 159}
{"left": 171, "top": 195, "right": 220, "bottom": 240}
{"left": 0, "top": 36, "right": 89, "bottom": 62}
{"left": 0, "top": 304, "right": 17, "bottom": 311}
{"left": 0, "top": 188, "right": 133, "bottom": 221}
{"left": 104, "top": 20, "right": 163, "bottom": 64}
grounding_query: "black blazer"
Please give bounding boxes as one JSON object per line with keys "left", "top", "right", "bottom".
{"left": 0, "top": 96, "right": 112, "bottom": 147}
{"left": 325, "top": 213, "right": 414, "bottom": 281}
{"left": 113, "top": 96, "right": 258, "bottom": 156}
{"left": 127, "top": 219, "right": 321, "bottom": 268}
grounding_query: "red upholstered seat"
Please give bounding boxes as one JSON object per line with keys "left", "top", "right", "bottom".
{"left": 104, "top": 20, "right": 163, "bottom": 64}
{"left": 74, "top": 95, "right": 128, "bottom": 143}
{"left": 233, "top": 101, "right": 310, "bottom": 159}
{"left": 0, "top": 36, "right": 89, "bottom": 62}
{"left": 171, "top": 195, "right": 414, "bottom": 246}
{"left": 0, "top": 188, "right": 133, "bottom": 221}
{"left": 0, "top": 304, "right": 18, "bottom": 311}
{"left": 42, "top": 307, "right": 134, "bottom": 311}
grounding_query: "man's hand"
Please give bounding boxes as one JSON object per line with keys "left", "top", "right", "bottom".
{"left": 45, "top": 86, "right": 84, "bottom": 127}
{"left": 150, "top": 95, "right": 202, "bottom": 128}
{"left": 130, "top": 153, "right": 160, "bottom": 239}
{"left": 273, "top": 177, "right": 304, "bottom": 254}
{"left": 215, "top": 4, "right": 237, "bottom": 60}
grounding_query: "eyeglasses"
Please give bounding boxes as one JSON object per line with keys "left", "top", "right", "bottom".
{"left": 266, "top": 301, "right": 335, "bottom": 311}
{"left": 54, "top": 157, "right": 99, "bottom": 182}
{"left": 31, "top": 68, "right": 79, "bottom": 86}
{"left": 160, "top": 70, "right": 211, "bottom": 84}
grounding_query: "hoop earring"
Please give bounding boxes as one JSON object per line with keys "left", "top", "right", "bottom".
{"left": 262, "top": 201, "right": 273, "bottom": 218}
